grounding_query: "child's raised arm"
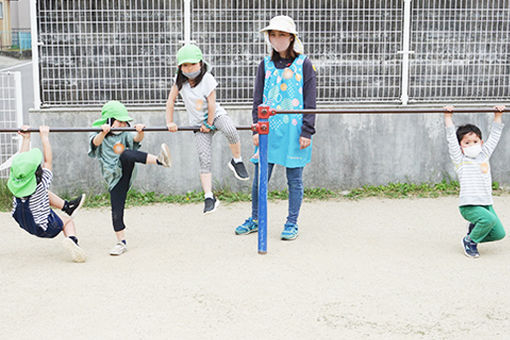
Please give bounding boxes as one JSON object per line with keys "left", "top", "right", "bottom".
{"left": 92, "top": 124, "right": 111, "bottom": 146}
{"left": 494, "top": 105, "right": 505, "bottom": 123}
{"left": 18, "top": 125, "right": 31, "bottom": 153}
{"left": 443, "top": 106, "right": 463, "bottom": 165}
{"left": 39, "top": 125, "right": 52, "bottom": 171}
{"left": 133, "top": 124, "right": 145, "bottom": 142}
{"left": 443, "top": 105, "right": 454, "bottom": 127}
{"left": 166, "top": 85, "right": 179, "bottom": 132}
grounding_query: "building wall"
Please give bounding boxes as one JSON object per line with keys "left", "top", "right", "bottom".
{"left": 28, "top": 106, "right": 510, "bottom": 196}
{"left": 10, "top": 0, "right": 31, "bottom": 29}
{"left": 0, "top": 0, "right": 12, "bottom": 47}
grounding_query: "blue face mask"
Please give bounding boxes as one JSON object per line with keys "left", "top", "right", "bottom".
{"left": 182, "top": 69, "right": 201, "bottom": 79}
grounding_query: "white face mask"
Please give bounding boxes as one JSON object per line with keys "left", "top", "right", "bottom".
{"left": 463, "top": 144, "right": 482, "bottom": 158}
{"left": 270, "top": 36, "right": 291, "bottom": 53}
{"left": 111, "top": 131, "right": 122, "bottom": 135}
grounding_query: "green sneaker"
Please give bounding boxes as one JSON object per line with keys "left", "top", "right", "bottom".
{"left": 281, "top": 223, "right": 298, "bottom": 240}
{"left": 235, "top": 217, "right": 258, "bottom": 235}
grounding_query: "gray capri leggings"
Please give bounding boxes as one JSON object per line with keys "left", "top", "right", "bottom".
{"left": 194, "top": 114, "right": 240, "bottom": 173}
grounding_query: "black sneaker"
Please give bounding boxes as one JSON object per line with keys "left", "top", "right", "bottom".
{"left": 462, "top": 236, "right": 480, "bottom": 258}
{"left": 203, "top": 196, "right": 220, "bottom": 215}
{"left": 228, "top": 159, "right": 249, "bottom": 181}
{"left": 63, "top": 194, "right": 86, "bottom": 217}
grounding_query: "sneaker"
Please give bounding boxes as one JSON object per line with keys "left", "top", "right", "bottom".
{"left": 203, "top": 196, "right": 220, "bottom": 214}
{"left": 235, "top": 217, "right": 258, "bottom": 235}
{"left": 63, "top": 194, "right": 86, "bottom": 217}
{"left": 228, "top": 159, "right": 249, "bottom": 181}
{"left": 281, "top": 223, "right": 299, "bottom": 240}
{"left": 62, "top": 237, "right": 86, "bottom": 263}
{"left": 157, "top": 143, "right": 171, "bottom": 167}
{"left": 467, "top": 222, "right": 475, "bottom": 235}
{"left": 110, "top": 241, "right": 128, "bottom": 256}
{"left": 462, "top": 236, "right": 480, "bottom": 258}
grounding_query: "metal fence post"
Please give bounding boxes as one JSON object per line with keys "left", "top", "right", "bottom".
{"left": 30, "top": 0, "right": 41, "bottom": 109}
{"left": 398, "top": 0, "right": 414, "bottom": 105}
{"left": 182, "top": 0, "right": 192, "bottom": 44}
{"left": 13, "top": 72, "right": 23, "bottom": 148}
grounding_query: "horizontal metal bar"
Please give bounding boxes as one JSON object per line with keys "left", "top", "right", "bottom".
{"left": 0, "top": 126, "right": 254, "bottom": 133}
{"left": 276, "top": 108, "right": 508, "bottom": 114}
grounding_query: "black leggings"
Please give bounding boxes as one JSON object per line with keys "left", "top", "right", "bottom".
{"left": 110, "top": 150, "right": 148, "bottom": 232}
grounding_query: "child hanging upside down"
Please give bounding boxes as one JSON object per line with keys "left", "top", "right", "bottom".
{"left": 8, "top": 125, "right": 86, "bottom": 263}
{"left": 88, "top": 100, "right": 171, "bottom": 256}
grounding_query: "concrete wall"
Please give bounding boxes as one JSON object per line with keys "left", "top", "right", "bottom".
{"left": 28, "top": 106, "right": 510, "bottom": 196}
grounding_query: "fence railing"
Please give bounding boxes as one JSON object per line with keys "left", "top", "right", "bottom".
{"left": 0, "top": 29, "right": 31, "bottom": 51}
{"left": 32, "top": 0, "right": 510, "bottom": 108}
{"left": 0, "top": 72, "right": 23, "bottom": 179}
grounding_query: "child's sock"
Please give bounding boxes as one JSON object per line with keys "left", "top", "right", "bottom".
{"left": 204, "top": 192, "right": 214, "bottom": 199}
{"left": 69, "top": 235, "right": 79, "bottom": 245}
{"left": 156, "top": 159, "right": 163, "bottom": 166}
{"left": 233, "top": 157, "right": 243, "bottom": 163}
{"left": 121, "top": 240, "right": 127, "bottom": 245}
{"left": 62, "top": 200, "right": 70, "bottom": 212}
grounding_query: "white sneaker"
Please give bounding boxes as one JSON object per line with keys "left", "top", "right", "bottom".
{"left": 157, "top": 143, "right": 171, "bottom": 167}
{"left": 110, "top": 241, "right": 128, "bottom": 256}
{"left": 62, "top": 237, "right": 86, "bottom": 263}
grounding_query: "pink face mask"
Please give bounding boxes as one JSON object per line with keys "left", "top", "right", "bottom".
{"left": 270, "top": 35, "right": 292, "bottom": 53}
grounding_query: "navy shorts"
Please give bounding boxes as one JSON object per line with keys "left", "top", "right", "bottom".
{"left": 18, "top": 209, "right": 64, "bottom": 239}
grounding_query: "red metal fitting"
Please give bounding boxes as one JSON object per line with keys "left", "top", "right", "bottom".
{"left": 257, "top": 105, "right": 275, "bottom": 119}
{"left": 255, "top": 121, "right": 269, "bottom": 135}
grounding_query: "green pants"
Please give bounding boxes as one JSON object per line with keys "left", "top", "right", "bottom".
{"left": 459, "top": 205, "right": 506, "bottom": 243}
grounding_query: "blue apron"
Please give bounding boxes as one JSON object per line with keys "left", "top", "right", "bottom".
{"left": 252, "top": 54, "right": 312, "bottom": 168}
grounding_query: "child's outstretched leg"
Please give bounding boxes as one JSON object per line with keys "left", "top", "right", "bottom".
{"left": 194, "top": 132, "right": 220, "bottom": 214}
{"left": 47, "top": 191, "right": 86, "bottom": 262}
{"left": 214, "top": 115, "right": 249, "bottom": 181}
{"left": 60, "top": 215, "right": 86, "bottom": 263}
{"left": 48, "top": 191, "right": 86, "bottom": 218}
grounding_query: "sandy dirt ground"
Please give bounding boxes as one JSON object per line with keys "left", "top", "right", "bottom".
{"left": 1, "top": 196, "right": 510, "bottom": 339}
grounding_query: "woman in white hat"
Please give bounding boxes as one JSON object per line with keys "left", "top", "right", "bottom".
{"left": 235, "top": 15, "right": 317, "bottom": 241}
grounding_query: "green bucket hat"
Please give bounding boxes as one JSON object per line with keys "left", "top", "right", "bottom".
{"left": 176, "top": 44, "right": 211, "bottom": 72}
{"left": 92, "top": 100, "right": 133, "bottom": 127}
{"left": 177, "top": 44, "right": 203, "bottom": 65}
{"left": 7, "top": 148, "right": 43, "bottom": 198}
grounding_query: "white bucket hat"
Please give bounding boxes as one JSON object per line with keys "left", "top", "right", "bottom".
{"left": 260, "top": 15, "right": 304, "bottom": 54}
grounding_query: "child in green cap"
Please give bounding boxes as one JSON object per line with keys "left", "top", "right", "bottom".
{"left": 88, "top": 100, "right": 171, "bottom": 256}
{"left": 165, "top": 44, "right": 249, "bottom": 215}
{"left": 8, "top": 126, "right": 86, "bottom": 263}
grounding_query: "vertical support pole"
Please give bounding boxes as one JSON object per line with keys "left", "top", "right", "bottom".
{"left": 257, "top": 105, "right": 270, "bottom": 255}
{"left": 13, "top": 72, "right": 23, "bottom": 148}
{"left": 399, "top": 0, "right": 413, "bottom": 106}
{"left": 183, "top": 0, "right": 191, "bottom": 44}
{"left": 30, "top": 0, "right": 41, "bottom": 109}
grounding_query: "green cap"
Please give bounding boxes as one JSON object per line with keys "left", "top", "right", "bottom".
{"left": 92, "top": 100, "right": 133, "bottom": 127}
{"left": 177, "top": 44, "right": 203, "bottom": 65}
{"left": 7, "top": 148, "right": 43, "bottom": 198}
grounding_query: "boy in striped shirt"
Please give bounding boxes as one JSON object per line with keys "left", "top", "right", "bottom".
{"left": 444, "top": 106, "right": 505, "bottom": 258}
{"left": 8, "top": 126, "right": 86, "bottom": 263}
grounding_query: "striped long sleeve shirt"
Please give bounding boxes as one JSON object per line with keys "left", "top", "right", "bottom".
{"left": 446, "top": 122, "right": 504, "bottom": 206}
